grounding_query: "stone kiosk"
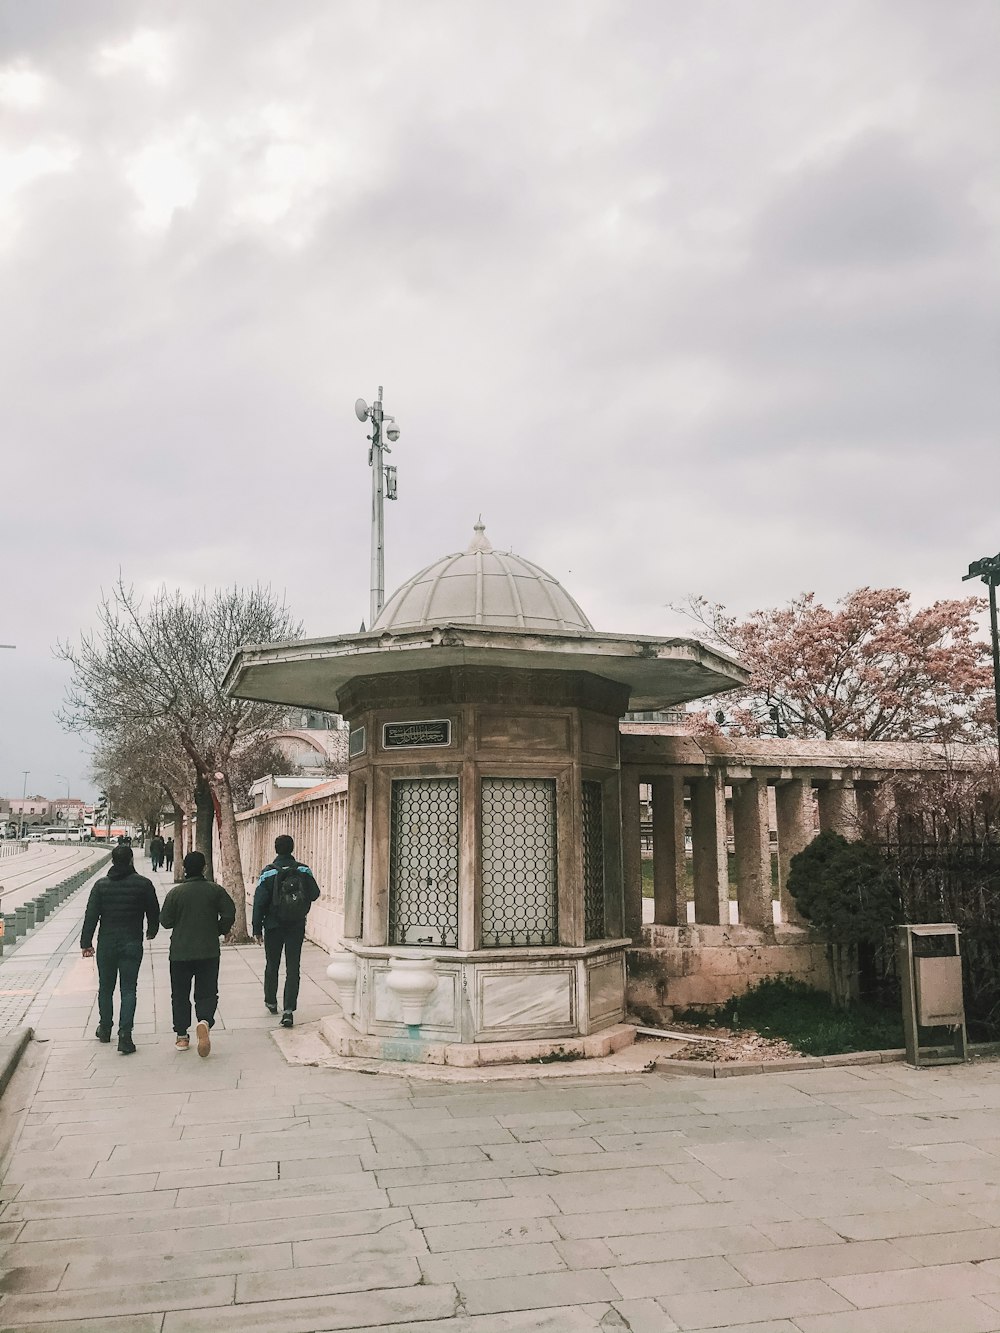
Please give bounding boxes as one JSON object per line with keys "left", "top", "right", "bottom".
{"left": 225, "top": 525, "right": 745, "bottom": 1064}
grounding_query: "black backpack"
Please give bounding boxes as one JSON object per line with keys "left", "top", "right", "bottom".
{"left": 271, "top": 864, "right": 311, "bottom": 924}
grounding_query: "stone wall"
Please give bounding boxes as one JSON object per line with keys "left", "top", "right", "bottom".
{"left": 234, "top": 778, "right": 348, "bottom": 953}
{"left": 626, "top": 923, "right": 829, "bottom": 1022}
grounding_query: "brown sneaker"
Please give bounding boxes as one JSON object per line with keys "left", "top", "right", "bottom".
{"left": 196, "top": 1020, "right": 211, "bottom": 1058}
{"left": 175, "top": 1034, "right": 190, "bottom": 1051}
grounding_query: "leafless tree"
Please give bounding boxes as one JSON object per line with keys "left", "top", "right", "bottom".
{"left": 91, "top": 722, "right": 197, "bottom": 881}
{"left": 59, "top": 580, "right": 302, "bottom": 939}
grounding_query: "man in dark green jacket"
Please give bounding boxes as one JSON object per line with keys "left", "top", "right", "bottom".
{"left": 159, "top": 851, "right": 236, "bottom": 1056}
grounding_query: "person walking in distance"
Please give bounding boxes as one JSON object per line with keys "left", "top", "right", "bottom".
{"left": 80, "top": 845, "right": 160, "bottom": 1054}
{"left": 252, "top": 835, "right": 320, "bottom": 1028}
{"left": 148, "top": 832, "right": 165, "bottom": 873}
{"left": 159, "top": 851, "right": 235, "bottom": 1056}
{"left": 163, "top": 836, "right": 175, "bottom": 874}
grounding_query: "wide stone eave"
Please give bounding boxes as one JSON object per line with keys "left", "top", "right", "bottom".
{"left": 223, "top": 623, "right": 748, "bottom": 714}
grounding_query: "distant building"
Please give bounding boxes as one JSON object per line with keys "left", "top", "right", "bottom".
{"left": 249, "top": 710, "right": 349, "bottom": 807}
{"left": 9, "top": 796, "right": 52, "bottom": 825}
{"left": 248, "top": 773, "right": 333, "bottom": 808}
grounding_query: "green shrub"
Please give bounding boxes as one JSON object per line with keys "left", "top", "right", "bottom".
{"left": 787, "top": 831, "right": 900, "bottom": 1007}
{"left": 713, "top": 977, "right": 903, "bottom": 1056}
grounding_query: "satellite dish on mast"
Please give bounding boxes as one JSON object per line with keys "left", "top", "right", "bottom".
{"left": 354, "top": 398, "right": 370, "bottom": 422}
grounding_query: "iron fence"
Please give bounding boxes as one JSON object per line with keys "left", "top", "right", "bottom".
{"left": 879, "top": 812, "right": 1000, "bottom": 1035}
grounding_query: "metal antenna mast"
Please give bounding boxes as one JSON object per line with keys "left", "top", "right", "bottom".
{"left": 355, "top": 387, "right": 400, "bottom": 628}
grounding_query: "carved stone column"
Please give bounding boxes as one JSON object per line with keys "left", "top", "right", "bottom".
{"left": 817, "top": 778, "right": 859, "bottom": 839}
{"left": 689, "top": 771, "right": 730, "bottom": 925}
{"left": 856, "top": 779, "right": 893, "bottom": 840}
{"left": 651, "top": 775, "right": 686, "bottom": 926}
{"left": 620, "top": 767, "right": 644, "bottom": 940}
{"left": 774, "top": 778, "right": 813, "bottom": 925}
{"left": 730, "top": 775, "right": 772, "bottom": 929}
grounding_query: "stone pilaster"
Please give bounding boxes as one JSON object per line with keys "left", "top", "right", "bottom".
{"left": 651, "top": 775, "right": 687, "bottom": 926}
{"left": 817, "top": 779, "right": 859, "bottom": 839}
{"left": 620, "top": 767, "right": 644, "bottom": 940}
{"left": 730, "top": 775, "right": 772, "bottom": 929}
{"left": 856, "top": 780, "right": 893, "bottom": 840}
{"left": 343, "top": 774, "right": 367, "bottom": 939}
{"left": 689, "top": 771, "right": 730, "bottom": 925}
{"left": 774, "top": 778, "right": 813, "bottom": 926}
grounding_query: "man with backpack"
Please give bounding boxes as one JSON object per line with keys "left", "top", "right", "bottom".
{"left": 252, "top": 834, "right": 320, "bottom": 1028}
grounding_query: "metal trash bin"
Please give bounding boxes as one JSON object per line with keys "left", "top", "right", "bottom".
{"left": 898, "top": 924, "right": 967, "bottom": 1067}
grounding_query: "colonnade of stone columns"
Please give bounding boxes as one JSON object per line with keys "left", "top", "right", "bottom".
{"left": 621, "top": 765, "right": 884, "bottom": 937}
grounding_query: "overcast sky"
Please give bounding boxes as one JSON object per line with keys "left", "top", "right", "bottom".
{"left": 1, "top": 0, "right": 997, "bottom": 801}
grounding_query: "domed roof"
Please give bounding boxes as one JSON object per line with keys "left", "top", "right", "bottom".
{"left": 372, "top": 523, "right": 594, "bottom": 633}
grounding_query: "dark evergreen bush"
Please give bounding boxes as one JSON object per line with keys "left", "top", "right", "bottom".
{"left": 787, "top": 831, "right": 900, "bottom": 1007}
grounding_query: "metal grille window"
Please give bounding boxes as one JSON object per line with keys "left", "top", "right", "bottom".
{"left": 388, "top": 778, "right": 459, "bottom": 947}
{"left": 582, "top": 780, "right": 606, "bottom": 939}
{"left": 481, "top": 777, "right": 557, "bottom": 947}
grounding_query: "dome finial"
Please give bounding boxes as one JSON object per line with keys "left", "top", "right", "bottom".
{"left": 467, "top": 518, "right": 492, "bottom": 553}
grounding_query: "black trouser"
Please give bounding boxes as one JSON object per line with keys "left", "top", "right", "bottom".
{"left": 263, "top": 923, "right": 306, "bottom": 1012}
{"left": 96, "top": 933, "right": 143, "bottom": 1035}
{"left": 170, "top": 957, "right": 220, "bottom": 1034}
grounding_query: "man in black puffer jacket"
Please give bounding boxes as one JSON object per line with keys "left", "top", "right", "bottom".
{"left": 81, "top": 844, "right": 160, "bottom": 1054}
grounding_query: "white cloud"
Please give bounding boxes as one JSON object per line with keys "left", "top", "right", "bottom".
{"left": 0, "top": 142, "right": 77, "bottom": 200}
{"left": 0, "top": 62, "right": 50, "bottom": 110}
{"left": 0, "top": 140, "right": 78, "bottom": 247}
{"left": 94, "top": 28, "right": 174, "bottom": 85}
{"left": 123, "top": 130, "right": 201, "bottom": 230}
{"left": 0, "top": 0, "right": 996, "bottom": 797}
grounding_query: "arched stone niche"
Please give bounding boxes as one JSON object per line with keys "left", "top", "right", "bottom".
{"left": 338, "top": 665, "right": 631, "bottom": 1045}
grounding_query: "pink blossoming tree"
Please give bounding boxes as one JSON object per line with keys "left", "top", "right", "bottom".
{"left": 676, "top": 588, "right": 993, "bottom": 743}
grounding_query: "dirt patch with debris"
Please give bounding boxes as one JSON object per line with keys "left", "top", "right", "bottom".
{"left": 645, "top": 1021, "right": 800, "bottom": 1063}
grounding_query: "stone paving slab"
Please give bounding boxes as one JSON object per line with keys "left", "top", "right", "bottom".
{"left": 1, "top": 860, "right": 1000, "bottom": 1330}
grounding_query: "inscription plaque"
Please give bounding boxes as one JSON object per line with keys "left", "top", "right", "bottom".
{"left": 382, "top": 719, "right": 452, "bottom": 749}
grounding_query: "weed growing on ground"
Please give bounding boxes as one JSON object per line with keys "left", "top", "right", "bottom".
{"left": 677, "top": 978, "right": 904, "bottom": 1057}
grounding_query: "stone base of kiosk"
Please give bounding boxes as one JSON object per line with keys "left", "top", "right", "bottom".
{"left": 318, "top": 1011, "right": 636, "bottom": 1067}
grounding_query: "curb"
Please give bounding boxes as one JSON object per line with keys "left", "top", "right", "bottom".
{"left": 657, "top": 1041, "right": 1000, "bottom": 1078}
{"left": 0, "top": 1026, "right": 33, "bottom": 1098}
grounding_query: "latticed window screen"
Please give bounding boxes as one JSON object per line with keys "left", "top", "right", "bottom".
{"left": 388, "top": 778, "right": 460, "bottom": 947}
{"left": 481, "top": 777, "right": 558, "bottom": 947}
{"left": 582, "top": 780, "right": 606, "bottom": 940}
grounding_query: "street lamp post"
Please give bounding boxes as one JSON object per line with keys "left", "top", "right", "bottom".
{"left": 19, "top": 770, "right": 28, "bottom": 841}
{"left": 55, "top": 775, "right": 70, "bottom": 827}
{"left": 355, "top": 387, "right": 401, "bottom": 628}
{"left": 963, "top": 551, "right": 1000, "bottom": 767}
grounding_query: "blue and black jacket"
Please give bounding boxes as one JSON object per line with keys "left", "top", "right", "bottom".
{"left": 252, "top": 853, "right": 320, "bottom": 934}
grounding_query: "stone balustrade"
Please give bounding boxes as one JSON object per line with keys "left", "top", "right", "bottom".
{"left": 620, "top": 730, "right": 970, "bottom": 931}
{"left": 619, "top": 729, "right": 976, "bottom": 1015}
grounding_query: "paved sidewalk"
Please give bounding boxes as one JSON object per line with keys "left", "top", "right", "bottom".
{"left": 1, "top": 870, "right": 1000, "bottom": 1331}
